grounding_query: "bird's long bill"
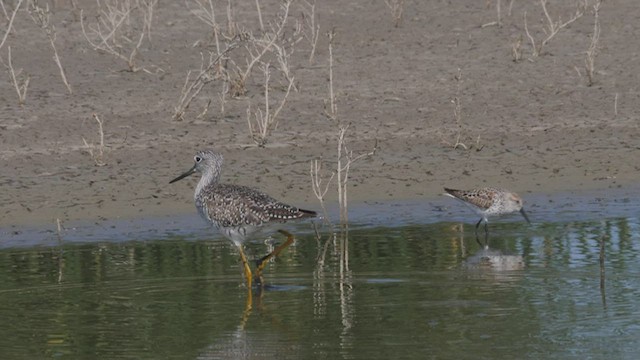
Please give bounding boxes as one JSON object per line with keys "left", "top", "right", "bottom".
{"left": 520, "top": 208, "right": 531, "bottom": 224}
{"left": 169, "top": 164, "right": 197, "bottom": 184}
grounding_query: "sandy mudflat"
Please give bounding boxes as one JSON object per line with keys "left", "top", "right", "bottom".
{"left": 1, "top": 1, "right": 638, "bottom": 231}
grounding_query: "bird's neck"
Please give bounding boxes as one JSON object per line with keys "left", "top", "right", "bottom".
{"left": 194, "top": 170, "right": 220, "bottom": 200}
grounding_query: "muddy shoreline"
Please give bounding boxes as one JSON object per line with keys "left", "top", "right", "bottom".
{"left": 1, "top": 1, "right": 638, "bottom": 232}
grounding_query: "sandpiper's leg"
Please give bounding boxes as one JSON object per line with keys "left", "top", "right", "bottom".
{"left": 475, "top": 218, "right": 483, "bottom": 247}
{"left": 474, "top": 235, "right": 483, "bottom": 248}
{"left": 483, "top": 221, "right": 489, "bottom": 249}
{"left": 255, "top": 229, "right": 295, "bottom": 281}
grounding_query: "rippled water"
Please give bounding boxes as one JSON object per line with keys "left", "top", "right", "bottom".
{"left": 1, "top": 191, "right": 640, "bottom": 359}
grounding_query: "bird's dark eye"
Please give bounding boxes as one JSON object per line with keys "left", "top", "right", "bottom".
{"left": 194, "top": 156, "right": 202, "bottom": 163}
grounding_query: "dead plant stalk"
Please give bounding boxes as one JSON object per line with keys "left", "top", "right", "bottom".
{"left": 524, "top": 0, "right": 586, "bottom": 57}
{"left": 255, "top": 0, "right": 264, "bottom": 32}
{"left": 82, "top": 113, "right": 106, "bottom": 166}
{"left": 229, "top": 0, "right": 292, "bottom": 97}
{"left": 310, "top": 159, "right": 335, "bottom": 228}
{"left": 336, "top": 125, "right": 377, "bottom": 225}
{"left": 0, "top": 0, "right": 24, "bottom": 49}
{"left": 585, "top": 0, "right": 601, "bottom": 86}
{"left": 28, "top": 0, "right": 72, "bottom": 94}
{"left": 4, "top": 46, "right": 30, "bottom": 105}
{"left": 80, "top": 0, "right": 158, "bottom": 72}
{"left": 300, "top": 0, "right": 320, "bottom": 63}
{"left": 482, "top": 0, "right": 502, "bottom": 28}
{"left": 173, "top": 43, "right": 237, "bottom": 120}
{"left": 247, "top": 62, "right": 295, "bottom": 146}
{"left": 450, "top": 68, "right": 467, "bottom": 150}
{"left": 186, "top": 0, "right": 222, "bottom": 56}
{"left": 322, "top": 29, "right": 377, "bottom": 226}
{"left": 384, "top": 0, "right": 405, "bottom": 27}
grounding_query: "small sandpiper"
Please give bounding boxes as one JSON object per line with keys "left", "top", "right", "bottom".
{"left": 444, "top": 187, "right": 530, "bottom": 246}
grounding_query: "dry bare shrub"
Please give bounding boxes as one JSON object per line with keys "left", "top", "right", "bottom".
{"left": 0, "top": 0, "right": 24, "bottom": 49}
{"left": 1, "top": 46, "right": 30, "bottom": 105}
{"left": 524, "top": 0, "right": 587, "bottom": 57}
{"left": 27, "top": 0, "right": 72, "bottom": 94}
{"left": 511, "top": 34, "right": 523, "bottom": 62}
{"left": 298, "top": 0, "right": 320, "bottom": 63}
{"left": 0, "top": 0, "right": 28, "bottom": 104}
{"left": 310, "top": 159, "right": 335, "bottom": 228}
{"left": 439, "top": 69, "right": 484, "bottom": 151}
{"left": 584, "top": 0, "right": 601, "bottom": 87}
{"left": 312, "top": 29, "right": 377, "bottom": 228}
{"left": 246, "top": 62, "right": 295, "bottom": 146}
{"left": 183, "top": 0, "right": 301, "bottom": 127}
{"left": 173, "top": 43, "right": 237, "bottom": 121}
{"left": 227, "top": 0, "right": 296, "bottom": 98}
{"left": 482, "top": 0, "right": 516, "bottom": 28}
{"left": 482, "top": 0, "right": 502, "bottom": 28}
{"left": 384, "top": 0, "right": 404, "bottom": 28}
{"left": 80, "top": 0, "right": 159, "bottom": 72}
{"left": 186, "top": 0, "right": 224, "bottom": 56}
{"left": 82, "top": 113, "right": 107, "bottom": 166}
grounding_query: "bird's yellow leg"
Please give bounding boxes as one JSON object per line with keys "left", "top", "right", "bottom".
{"left": 237, "top": 245, "right": 253, "bottom": 291}
{"left": 255, "top": 230, "right": 295, "bottom": 280}
{"left": 240, "top": 290, "right": 253, "bottom": 329}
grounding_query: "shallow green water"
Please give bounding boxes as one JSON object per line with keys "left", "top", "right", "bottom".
{"left": 1, "top": 212, "right": 639, "bottom": 359}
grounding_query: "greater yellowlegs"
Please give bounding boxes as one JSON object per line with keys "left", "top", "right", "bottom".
{"left": 444, "top": 187, "right": 530, "bottom": 245}
{"left": 170, "top": 149, "right": 316, "bottom": 288}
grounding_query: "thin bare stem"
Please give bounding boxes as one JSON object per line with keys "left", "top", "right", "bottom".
{"left": 300, "top": 0, "right": 319, "bottom": 63}
{"left": 0, "top": 1, "right": 8, "bottom": 21}
{"left": 482, "top": 0, "right": 502, "bottom": 28}
{"left": 80, "top": 0, "right": 158, "bottom": 72}
{"left": 451, "top": 68, "right": 467, "bottom": 150}
{"left": 324, "top": 28, "right": 337, "bottom": 121}
{"left": 526, "top": 0, "right": 586, "bottom": 57}
{"left": 225, "top": 0, "right": 235, "bottom": 38}
{"left": 336, "top": 125, "right": 377, "bottom": 226}
{"left": 3, "top": 46, "right": 30, "bottom": 105}
{"left": 255, "top": 0, "right": 264, "bottom": 32}
{"left": 310, "top": 159, "right": 335, "bottom": 228}
{"left": 383, "top": 0, "right": 405, "bottom": 27}
{"left": 173, "top": 43, "right": 237, "bottom": 120}
{"left": 82, "top": 113, "right": 107, "bottom": 166}
{"left": 247, "top": 61, "right": 295, "bottom": 145}
{"left": 0, "top": 0, "right": 24, "bottom": 49}
{"left": 511, "top": 34, "right": 523, "bottom": 62}
{"left": 585, "top": 0, "right": 601, "bottom": 86}
{"left": 186, "top": 0, "right": 222, "bottom": 54}
{"left": 28, "top": 0, "right": 72, "bottom": 94}
{"left": 226, "top": 0, "right": 294, "bottom": 97}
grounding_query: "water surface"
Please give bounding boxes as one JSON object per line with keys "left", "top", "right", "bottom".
{"left": 1, "top": 190, "right": 639, "bottom": 359}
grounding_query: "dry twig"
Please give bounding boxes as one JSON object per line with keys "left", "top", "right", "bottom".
{"left": 246, "top": 62, "right": 295, "bottom": 146}
{"left": 384, "top": 0, "right": 405, "bottom": 27}
{"left": 228, "top": 0, "right": 293, "bottom": 97}
{"left": 28, "top": 0, "right": 72, "bottom": 94}
{"left": 173, "top": 43, "right": 237, "bottom": 120}
{"left": 80, "top": 0, "right": 158, "bottom": 72}
{"left": 0, "top": 0, "right": 24, "bottom": 49}
{"left": 310, "top": 159, "right": 335, "bottom": 228}
{"left": 299, "top": 0, "right": 319, "bottom": 63}
{"left": 585, "top": 0, "right": 601, "bottom": 86}
{"left": 524, "top": 0, "right": 587, "bottom": 57}
{"left": 82, "top": 113, "right": 107, "bottom": 166}
{"left": 2, "top": 46, "right": 30, "bottom": 105}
